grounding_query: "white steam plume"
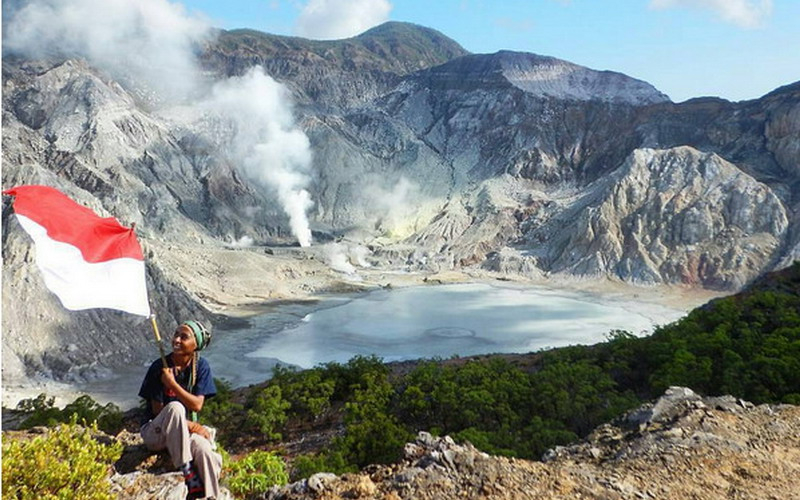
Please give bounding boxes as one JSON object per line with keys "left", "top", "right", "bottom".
{"left": 367, "top": 177, "right": 419, "bottom": 235}
{"left": 323, "top": 242, "right": 372, "bottom": 275}
{"left": 5, "top": 0, "right": 316, "bottom": 247}
{"left": 225, "top": 235, "right": 255, "bottom": 248}
{"left": 296, "top": 0, "right": 392, "bottom": 39}
{"left": 325, "top": 243, "right": 357, "bottom": 274}
{"left": 207, "top": 68, "right": 314, "bottom": 247}
{"left": 3, "top": 0, "right": 210, "bottom": 101}
{"left": 350, "top": 245, "right": 372, "bottom": 268}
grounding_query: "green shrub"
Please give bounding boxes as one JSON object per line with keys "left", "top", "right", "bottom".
{"left": 783, "top": 393, "right": 800, "bottom": 404}
{"left": 245, "top": 385, "right": 290, "bottom": 441}
{"left": 334, "top": 372, "right": 411, "bottom": 468}
{"left": 201, "top": 378, "right": 244, "bottom": 442}
{"left": 16, "top": 394, "right": 123, "bottom": 434}
{"left": 520, "top": 416, "right": 579, "bottom": 458}
{"left": 529, "top": 359, "right": 640, "bottom": 435}
{"left": 2, "top": 419, "right": 123, "bottom": 500}
{"left": 272, "top": 368, "right": 335, "bottom": 419}
{"left": 452, "top": 427, "right": 517, "bottom": 457}
{"left": 225, "top": 450, "right": 289, "bottom": 498}
{"left": 321, "top": 355, "right": 389, "bottom": 400}
{"left": 62, "top": 395, "right": 123, "bottom": 433}
{"left": 639, "top": 288, "right": 800, "bottom": 403}
{"left": 15, "top": 393, "right": 61, "bottom": 427}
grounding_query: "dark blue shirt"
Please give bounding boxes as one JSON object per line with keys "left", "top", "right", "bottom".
{"left": 138, "top": 353, "right": 216, "bottom": 420}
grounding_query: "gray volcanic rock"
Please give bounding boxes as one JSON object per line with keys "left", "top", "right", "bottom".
{"left": 0, "top": 59, "right": 213, "bottom": 381}
{"left": 1, "top": 58, "right": 277, "bottom": 244}
{"left": 418, "top": 50, "right": 670, "bottom": 105}
{"left": 302, "top": 111, "right": 454, "bottom": 232}
{"left": 759, "top": 83, "right": 800, "bottom": 267}
{"left": 201, "top": 22, "right": 469, "bottom": 110}
{"left": 400, "top": 181, "right": 527, "bottom": 269}
{"left": 633, "top": 83, "right": 800, "bottom": 201}
{"left": 383, "top": 70, "right": 647, "bottom": 187}
{"left": 530, "top": 147, "right": 788, "bottom": 288}
{"left": 764, "top": 83, "right": 800, "bottom": 179}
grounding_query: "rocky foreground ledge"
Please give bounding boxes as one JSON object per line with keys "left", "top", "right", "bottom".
{"left": 6, "top": 387, "right": 798, "bottom": 499}
{"left": 264, "top": 387, "right": 800, "bottom": 500}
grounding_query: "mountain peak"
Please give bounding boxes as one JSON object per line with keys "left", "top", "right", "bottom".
{"left": 356, "top": 21, "right": 464, "bottom": 47}
{"left": 414, "top": 50, "right": 669, "bottom": 105}
{"left": 349, "top": 21, "right": 469, "bottom": 72}
{"left": 495, "top": 50, "right": 670, "bottom": 104}
{"left": 210, "top": 22, "right": 467, "bottom": 78}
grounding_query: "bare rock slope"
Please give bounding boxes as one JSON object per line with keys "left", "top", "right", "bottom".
{"left": 528, "top": 147, "right": 789, "bottom": 288}
{"left": 264, "top": 387, "right": 800, "bottom": 500}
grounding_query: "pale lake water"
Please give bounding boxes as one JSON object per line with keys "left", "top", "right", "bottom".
{"left": 9, "top": 283, "right": 685, "bottom": 410}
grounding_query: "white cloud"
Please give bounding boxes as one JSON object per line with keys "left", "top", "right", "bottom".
{"left": 650, "top": 0, "right": 772, "bottom": 29}
{"left": 295, "top": 0, "right": 392, "bottom": 39}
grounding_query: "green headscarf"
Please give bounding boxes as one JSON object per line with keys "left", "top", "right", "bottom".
{"left": 182, "top": 320, "right": 211, "bottom": 351}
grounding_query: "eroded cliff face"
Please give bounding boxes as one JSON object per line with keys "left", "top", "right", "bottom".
{"left": 527, "top": 147, "right": 788, "bottom": 288}
{"left": 2, "top": 23, "right": 799, "bottom": 387}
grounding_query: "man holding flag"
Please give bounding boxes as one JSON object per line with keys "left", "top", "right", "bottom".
{"left": 138, "top": 320, "right": 221, "bottom": 499}
{"left": 4, "top": 185, "right": 221, "bottom": 499}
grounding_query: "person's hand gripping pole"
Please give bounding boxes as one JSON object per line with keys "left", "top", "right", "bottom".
{"left": 150, "top": 313, "right": 168, "bottom": 368}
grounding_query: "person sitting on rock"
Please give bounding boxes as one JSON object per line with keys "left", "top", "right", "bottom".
{"left": 138, "top": 320, "right": 221, "bottom": 499}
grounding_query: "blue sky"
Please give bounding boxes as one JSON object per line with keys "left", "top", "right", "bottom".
{"left": 181, "top": 0, "right": 798, "bottom": 103}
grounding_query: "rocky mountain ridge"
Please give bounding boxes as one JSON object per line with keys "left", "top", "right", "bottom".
{"left": 2, "top": 20, "right": 799, "bottom": 390}
{"left": 415, "top": 50, "right": 670, "bottom": 105}
{"left": 202, "top": 22, "right": 469, "bottom": 110}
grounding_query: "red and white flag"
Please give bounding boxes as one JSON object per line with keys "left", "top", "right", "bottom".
{"left": 4, "top": 185, "right": 151, "bottom": 317}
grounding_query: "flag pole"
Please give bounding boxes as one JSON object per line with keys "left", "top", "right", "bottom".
{"left": 150, "top": 313, "right": 169, "bottom": 368}
{"left": 133, "top": 222, "right": 167, "bottom": 369}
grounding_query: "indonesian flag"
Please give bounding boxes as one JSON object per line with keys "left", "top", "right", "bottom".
{"left": 3, "top": 185, "right": 151, "bottom": 317}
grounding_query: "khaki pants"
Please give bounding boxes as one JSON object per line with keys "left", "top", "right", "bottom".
{"left": 141, "top": 401, "right": 222, "bottom": 499}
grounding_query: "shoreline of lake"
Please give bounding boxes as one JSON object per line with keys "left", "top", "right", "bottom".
{"left": 1, "top": 272, "right": 724, "bottom": 412}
